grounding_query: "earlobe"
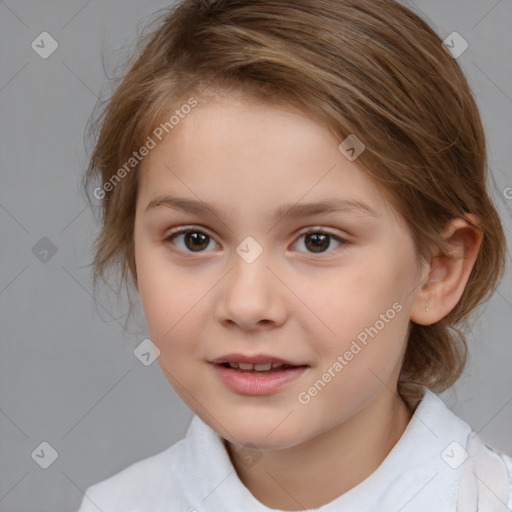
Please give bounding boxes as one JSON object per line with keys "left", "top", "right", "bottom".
{"left": 422, "top": 290, "right": 430, "bottom": 312}
{"left": 410, "top": 215, "right": 483, "bottom": 326}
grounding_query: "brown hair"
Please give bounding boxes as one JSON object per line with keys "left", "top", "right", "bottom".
{"left": 82, "top": 0, "right": 508, "bottom": 407}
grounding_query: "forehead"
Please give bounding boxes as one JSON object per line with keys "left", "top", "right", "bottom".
{"left": 137, "top": 96, "right": 392, "bottom": 220}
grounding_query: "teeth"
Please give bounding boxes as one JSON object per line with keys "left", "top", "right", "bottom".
{"left": 227, "top": 362, "right": 288, "bottom": 371}
{"left": 254, "top": 363, "right": 272, "bottom": 371}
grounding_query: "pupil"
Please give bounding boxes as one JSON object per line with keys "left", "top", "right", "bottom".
{"left": 185, "top": 232, "right": 209, "bottom": 251}
{"left": 182, "top": 232, "right": 330, "bottom": 253}
{"left": 306, "top": 233, "right": 329, "bottom": 253}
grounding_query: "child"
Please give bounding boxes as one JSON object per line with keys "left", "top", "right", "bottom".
{"left": 78, "top": 0, "right": 511, "bottom": 510}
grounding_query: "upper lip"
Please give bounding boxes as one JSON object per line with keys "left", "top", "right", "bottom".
{"left": 210, "top": 353, "right": 307, "bottom": 366}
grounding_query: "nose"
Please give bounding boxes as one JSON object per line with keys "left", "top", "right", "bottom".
{"left": 214, "top": 247, "right": 288, "bottom": 331}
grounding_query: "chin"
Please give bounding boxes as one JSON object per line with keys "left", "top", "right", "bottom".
{"left": 218, "top": 413, "right": 308, "bottom": 451}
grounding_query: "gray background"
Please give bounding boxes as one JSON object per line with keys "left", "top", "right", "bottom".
{"left": 0, "top": 1, "right": 511, "bottom": 511}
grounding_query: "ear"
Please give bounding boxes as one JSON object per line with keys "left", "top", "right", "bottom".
{"left": 410, "top": 214, "right": 483, "bottom": 326}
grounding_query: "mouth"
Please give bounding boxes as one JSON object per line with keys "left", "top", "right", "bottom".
{"left": 216, "top": 361, "right": 305, "bottom": 374}
{"left": 210, "top": 358, "right": 310, "bottom": 395}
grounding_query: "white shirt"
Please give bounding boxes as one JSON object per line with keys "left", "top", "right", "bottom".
{"left": 76, "top": 387, "right": 512, "bottom": 511}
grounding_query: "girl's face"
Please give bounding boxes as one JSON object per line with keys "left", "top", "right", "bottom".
{"left": 133, "top": 93, "right": 426, "bottom": 449}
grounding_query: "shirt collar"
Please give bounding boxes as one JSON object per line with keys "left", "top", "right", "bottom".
{"left": 178, "top": 387, "right": 471, "bottom": 511}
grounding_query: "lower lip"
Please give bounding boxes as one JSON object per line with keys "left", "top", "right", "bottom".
{"left": 211, "top": 363, "right": 308, "bottom": 395}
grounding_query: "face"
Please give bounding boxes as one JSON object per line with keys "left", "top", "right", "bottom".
{"left": 133, "top": 92, "right": 425, "bottom": 450}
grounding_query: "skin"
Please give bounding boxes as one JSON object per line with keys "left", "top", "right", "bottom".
{"left": 133, "top": 91, "right": 482, "bottom": 510}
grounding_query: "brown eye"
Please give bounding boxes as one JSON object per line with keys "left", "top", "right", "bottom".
{"left": 293, "top": 230, "right": 346, "bottom": 254}
{"left": 164, "top": 228, "right": 217, "bottom": 253}
{"left": 182, "top": 231, "right": 210, "bottom": 252}
{"left": 163, "top": 226, "right": 347, "bottom": 256}
{"left": 305, "top": 233, "right": 330, "bottom": 253}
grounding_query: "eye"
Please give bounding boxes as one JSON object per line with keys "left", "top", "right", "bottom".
{"left": 163, "top": 226, "right": 348, "bottom": 255}
{"left": 164, "top": 226, "right": 219, "bottom": 253}
{"left": 292, "top": 228, "right": 347, "bottom": 254}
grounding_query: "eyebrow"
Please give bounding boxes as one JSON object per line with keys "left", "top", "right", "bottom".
{"left": 145, "top": 195, "right": 378, "bottom": 221}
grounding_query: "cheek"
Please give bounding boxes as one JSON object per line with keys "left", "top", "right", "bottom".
{"left": 315, "top": 256, "right": 410, "bottom": 371}
{"left": 134, "top": 242, "right": 199, "bottom": 351}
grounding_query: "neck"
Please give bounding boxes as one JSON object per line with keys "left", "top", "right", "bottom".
{"left": 224, "top": 390, "right": 414, "bottom": 510}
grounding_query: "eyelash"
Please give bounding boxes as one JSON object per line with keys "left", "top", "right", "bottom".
{"left": 163, "top": 226, "right": 349, "bottom": 256}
